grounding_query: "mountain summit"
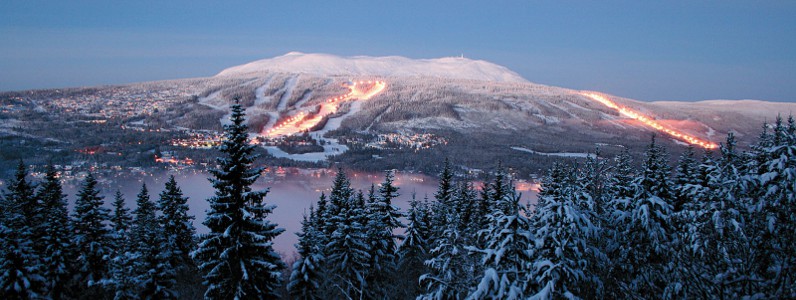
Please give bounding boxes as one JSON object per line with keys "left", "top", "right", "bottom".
{"left": 216, "top": 52, "right": 529, "bottom": 83}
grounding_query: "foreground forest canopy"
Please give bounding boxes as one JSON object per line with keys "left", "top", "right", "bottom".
{"left": 2, "top": 105, "right": 795, "bottom": 299}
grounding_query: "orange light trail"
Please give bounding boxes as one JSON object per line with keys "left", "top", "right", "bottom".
{"left": 264, "top": 80, "right": 386, "bottom": 137}
{"left": 581, "top": 92, "right": 718, "bottom": 149}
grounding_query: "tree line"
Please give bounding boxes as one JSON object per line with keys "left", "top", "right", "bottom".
{"left": 289, "top": 115, "right": 796, "bottom": 299}
{"left": 0, "top": 163, "right": 197, "bottom": 299}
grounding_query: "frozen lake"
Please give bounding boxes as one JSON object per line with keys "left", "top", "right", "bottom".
{"left": 65, "top": 168, "right": 537, "bottom": 257}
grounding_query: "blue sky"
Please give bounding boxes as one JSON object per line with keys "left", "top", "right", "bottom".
{"left": 1, "top": 1, "right": 794, "bottom": 101}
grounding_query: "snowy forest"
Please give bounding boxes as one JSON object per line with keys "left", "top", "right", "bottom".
{"left": 2, "top": 103, "right": 796, "bottom": 299}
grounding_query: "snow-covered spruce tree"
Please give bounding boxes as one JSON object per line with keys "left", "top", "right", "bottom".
{"left": 157, "top": 175, "right": 196, "bottom": 266}
{"left": 603, "top": 147, "right": 637, "bottom": 299}
{"left": 681, "top": 141, "right": 750, "bottom": 298}
{"left": 106, "top": 247, "right": 140, "bottom": 300}
{"left": 529, "top": 163, "right": 599, "bottom": 299}
{"left": 581, "top": 148, "right": 612, "bottom": 221}
{"left": 72, "top": 172, "right": 112, "bottom": 288}
{"left": 191, "top": 102, "right": 286, "bottom": 299}
{"left": 9, "top": 162, "right": 42, "bottom": 233}
{"left": 665, "top": 145, "right": 712, "bottom": 298}
{"left": 131, "top": 184, "right": 176, "bottom": 299}
{"left": 0, "top": 162, "right": 46, "bottom": 299}
{"left": 105, "top": 190, "right": 138, "bottom": 299}
{"left": 329, "top": 168, "right": 354, "bottom": 217}
{"left": 748, "top": 117, "right": 796, "bottom": 297}
{"left": 420, "top": 159, "right": 486, "bottom": 300}
{"left": 708, "top": 132, "right": 758, "bottom": 297}
{"left": 111, "top": 190, "right": 133, "bottom": 247}
{"left": 430, "top": 158, "right": 455, "bottom": 243}
{"left": 672, "top": 146, "right": 699, "bottom": 215}
{"left": 614, "top": 135, "right": 675, "bottom": 298}
{"left": 288, "top": 208, "right": 324, "bottom": 300}
{"left": 420, "top": 174, "right": 483, "bottom": 300}
{"left": 365, "top": 170, "right": 404, "bottom": 297}
{"left": 579, "top": 150, "right": 613, "bottom": 298}
{"left": 466, "top": 189, "right": 533, "bottom": 300}
{"left": 419, "top": 208, "right": 470, "bottom": 300}
{"left": 325, "top": 190, "right": 371, "bottom": 299}
{"left": 455, "top": 181, "right": 480, "bottom": 244}
{"left": 36, "top": 165, "right": 75, "bottom": 300}
{"left": 489, "top": 164, "right": 512, "bottom": 213}
{"left": 396, "top": 194, "right": 432, "bottom": 299}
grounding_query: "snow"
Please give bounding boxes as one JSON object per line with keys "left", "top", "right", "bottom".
{"left": 277, "top": 76, "right": 298, "bottom": 111}
{"left": 511, "top": 147, "right": 595, "bottom": 158}
{"left": 263, "top": 100, "right": 367, "bottom": 162}
{"left": 217, "top": 52, "right": 529, "bottom": 83}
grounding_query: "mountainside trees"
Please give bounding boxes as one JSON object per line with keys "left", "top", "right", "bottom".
{"left": 3, "top": 111, "right": 796, "bottom": 299}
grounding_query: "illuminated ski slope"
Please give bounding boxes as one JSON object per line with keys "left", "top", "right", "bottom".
{"left": 581, "top": 92, "right": 718, "bottom": 149}
{"left": 264, "top": 80, "right": 386, "bottom": 137}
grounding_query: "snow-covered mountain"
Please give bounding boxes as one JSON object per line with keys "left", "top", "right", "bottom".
{"left": 216, "top": 52, "right": 529, "bottom": 83}
{"left": 3, "top": 52, "right": 796, "bottom": 172}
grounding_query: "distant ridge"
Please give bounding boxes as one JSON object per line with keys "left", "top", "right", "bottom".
{"left": 216, "top": 52, "right": 529, "bottom": 83}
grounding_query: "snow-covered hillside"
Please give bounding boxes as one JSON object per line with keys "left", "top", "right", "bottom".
{"left": 216, "top": 52, "right": 529, "bottom": 83}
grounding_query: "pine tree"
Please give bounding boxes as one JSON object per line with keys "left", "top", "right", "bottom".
{"left": 467, "top": 189, "right": 533, "bottom": 300}
{"left": 36, "top": 165, "right": 74, "bottom": 300}
{"left": 72, "top": 172, "right": 112, "bottom": 287}
{"left": 0, "top": 162, "right": 46, "bottom": 299}
{"left": 157, "top": 175, "right": 196, "bottom": 265}
{"left": 132, "top": 184, "right": 176, "bottom": 299}
{"left": 192, "top": 102, "right": 286, "bottom": 299}
{"left": 288, "top": 209, "right": 324, "bottom": 300}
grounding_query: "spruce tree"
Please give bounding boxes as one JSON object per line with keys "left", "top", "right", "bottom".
{"left": 396, "top": 194, "right": 431, "bottom": 299}
{"left": 132, "top": 184, "right": 176, "bottom": 299}
{"left": 105, "top": 188, "right": 140, "bottom": 300}
{"left": 288, "top": 209, "right": 324, "bottom": 300}
{"left": 749, "top": 120, "right": 796, "bottom": 297}
{"left": 430, "top": 158, "right": 455, "bottom": 242}
{"left": 325, "top": 190, "right": 370, "bottom": 299}
{"left": 529, "top": 164, "right": 599, "bottom": 299}
{"left": 614, "top": 136, "right": 674, "bottom": 297}
{"left": 419, "top": 202, "right": 469, "bottom": 300}
{"left": 192, "top": 102, "right": 286, "bottom": 299}
{"left": 365, "top": 170, "right": 404, "bottom": 297}
{"left": 157, "top": 175, "right": 196, "bottom": 265}
{"left": 36, "top": 165, "right": 74, "bottom": 300}
{"left": 0, "top": 162, "right": 46, "bottom": 299}
{"left": 72, "top": 172, "right": 112, "bottom": 287}
{"left": 110, "top": 190, "right": 132, "bottom": 249}
{"left": 467, "top": 190, "right": 533, "bottom": 300}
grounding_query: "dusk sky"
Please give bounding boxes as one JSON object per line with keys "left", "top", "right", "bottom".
{"left": 1, "top": 1, "right": 794, "bottom": 102}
